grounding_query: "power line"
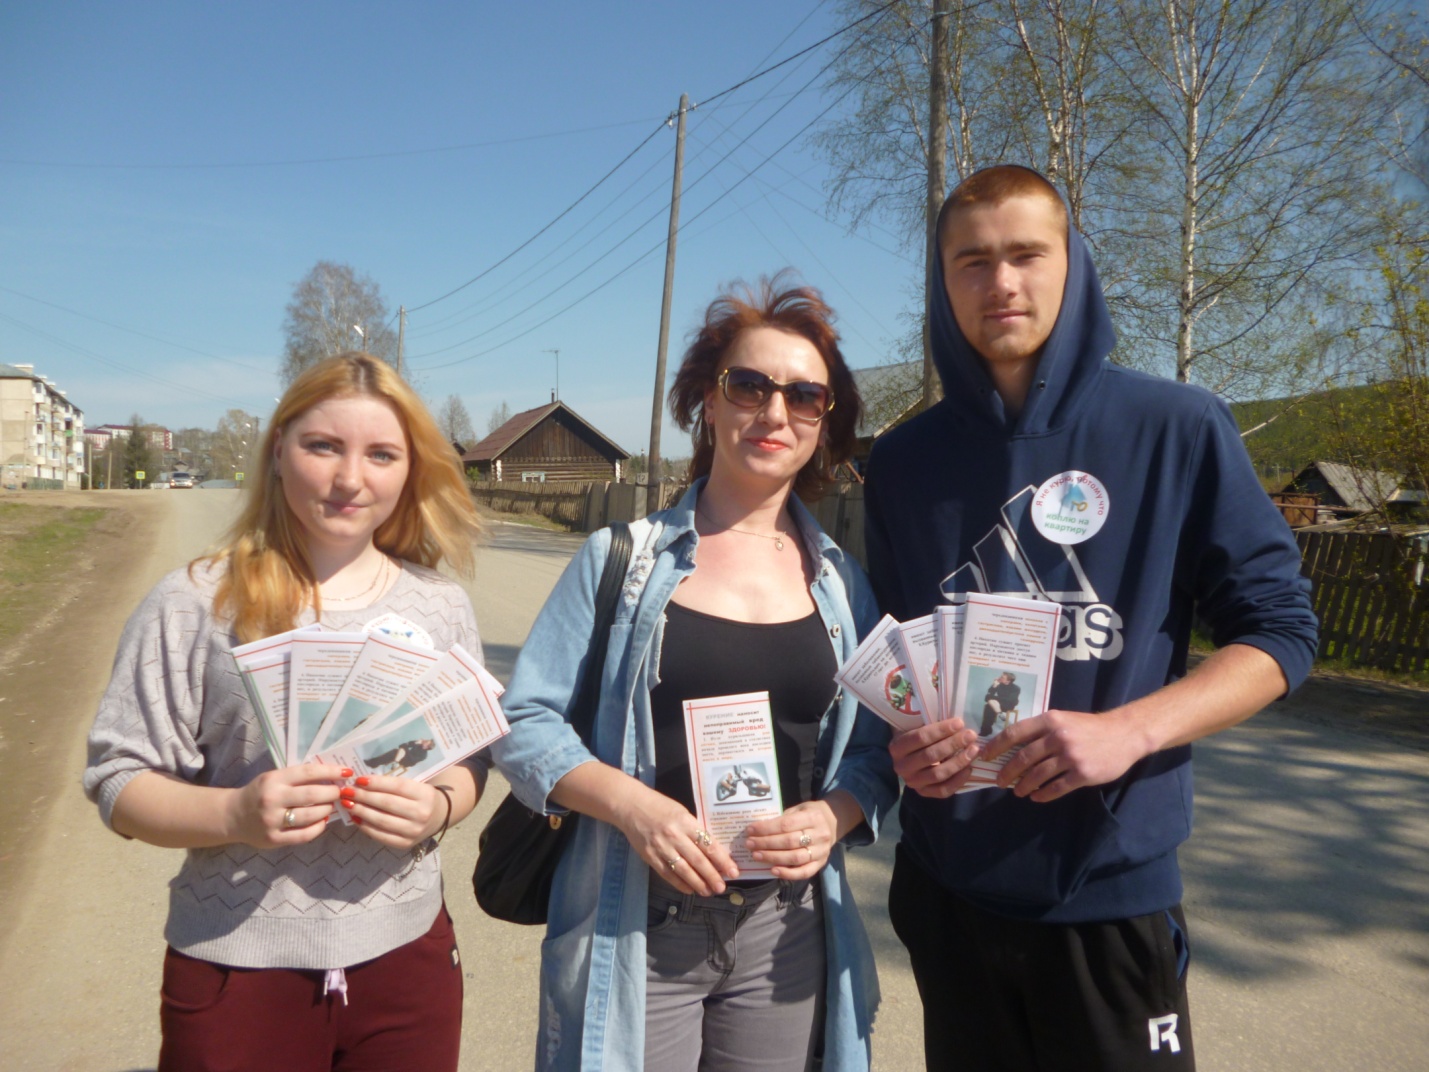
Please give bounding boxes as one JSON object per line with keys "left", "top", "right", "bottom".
{"left": 0, "top": 285, "right": 273, "bottom": 373}
{"left": 411, "top": 43, "right": 896, "bottom": 373}
{"left": 0, "top": 312, "right": 262, "bottom": 409}
{"left": 0, "top": 116, "right": 668, "bottom": 170}
{"left": 407, "top": 11, "right": 882, "bottom": 360}
{"left": 404, "top": 120, "right": 669, "bottom": 313}
{"left": 402, "top": 0, "right": 901, "bottom": 318}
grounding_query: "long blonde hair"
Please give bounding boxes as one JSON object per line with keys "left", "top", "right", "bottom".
{"left": 200, "top": 353, "right": 482, "bottom": 642}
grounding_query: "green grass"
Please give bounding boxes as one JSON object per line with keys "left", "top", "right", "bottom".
{"left": 0, "top": 502, "right": 107, "bottom": 648}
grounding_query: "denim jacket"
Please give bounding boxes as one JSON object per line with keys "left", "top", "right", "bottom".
{"left": 491, "top": 481, "right": 897, "bottom": 1072}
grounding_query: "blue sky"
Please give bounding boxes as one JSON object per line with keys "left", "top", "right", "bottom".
{"left": 1, "top": 1, "right": 922, "bottom": 459}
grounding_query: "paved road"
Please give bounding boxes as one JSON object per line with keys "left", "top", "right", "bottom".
{"left": 0, "top": 492, "right": 1425, "bottom": 1070}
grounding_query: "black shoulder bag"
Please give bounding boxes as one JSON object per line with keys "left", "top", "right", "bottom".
{"left": 472, "top": 522, "right": 634, "bottom": 925}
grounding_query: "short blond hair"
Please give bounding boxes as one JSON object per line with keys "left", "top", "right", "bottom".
{"left": 200, "top": 353, "right": 481, "bottom": 642}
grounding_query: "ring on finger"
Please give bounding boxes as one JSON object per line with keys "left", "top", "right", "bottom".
{"left": 283, "top": 808, "right": 298, "bottom": 829}
{"left": 798, "top": 830, "right": 812, "bottom": 849}
{"left": 665, "top": 856, "right": 681, "bottom": 871}
{"left": 805, "top": 846, "right": 813, "bottom": 863}
{"left": 694, "top": 829, "right": 713, "bottom": 849}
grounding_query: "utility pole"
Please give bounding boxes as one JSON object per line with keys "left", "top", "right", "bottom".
{"left": 543, "top": 349, "right": 561, "bottom": 401}
{"left": 923, "top": 5, "right": 950, "bottom": 412}
{"left": 647, "top": 93, "right": 689, "bottom": 494}
{"left": 396, "top": 306, "right": 406, "bottom": 378}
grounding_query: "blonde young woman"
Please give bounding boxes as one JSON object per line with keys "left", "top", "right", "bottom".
{"left": 492, "top": 278, "right": 898, "bottom": 1072}
{"left": 85, "top": 354, "right": 485, "bottom": 1072}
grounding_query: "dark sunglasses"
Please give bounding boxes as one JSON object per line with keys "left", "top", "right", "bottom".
{"left": 717, "top": 367, "right": 834, "bottom": 423}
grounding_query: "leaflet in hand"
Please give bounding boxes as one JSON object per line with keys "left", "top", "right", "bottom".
{"left": 682, "top": 691, "right": 785, "bottom": 880}
{"left": 314, "top": 674, "right": 509, "bottom": 786}
{"left": 832, "top": 615, "right": 925, "bottom": 732}
{"left": 233, "top": 628, "right": 507, "bottom": 779}
{"left": 834, "top": 596, "right": 1059, "bottom": 794}
{"left": 288, "top": 632, "right": 369, "bottom": 763}
{"left": 230, "top": 624, "right": 324, "bottom": 766}
{"left": 306, "top": 632, "right": 443, "bottom": 758}
{"left": 952, "top": 593, "right": 1061, "bottom": 785}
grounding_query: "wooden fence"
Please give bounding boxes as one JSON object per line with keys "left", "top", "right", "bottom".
{"left": 468, "top": 480, "right": 681, "bottom": 532}
{"left": 1296, "top": 529, "right": 1429, "bottom": 673}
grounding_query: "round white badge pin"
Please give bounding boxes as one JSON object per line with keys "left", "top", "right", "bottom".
{"left": 1030, "top": 470, "right": 1109, "bottom": 545}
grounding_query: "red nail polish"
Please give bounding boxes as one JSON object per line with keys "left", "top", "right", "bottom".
{"left": 340, "top": 786, "right": 356, "bottom": 800}
{"left": 341, "top": 798, "right": 355, "bottom": 809}
{"left": 353, "top": 816, "right": 363, "bottom": 825}
{"left": 340, "top": 768, "right": 354, "bottom": 778}
{"left": 355, "top": 776, "right": 370, "bottom": 788}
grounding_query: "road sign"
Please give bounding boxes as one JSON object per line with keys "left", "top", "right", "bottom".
{"left": 135, "top": 470, "right": 145, "bottom": 481}
{"left": 235, "top": 472, "right": 245, "bottom": 482}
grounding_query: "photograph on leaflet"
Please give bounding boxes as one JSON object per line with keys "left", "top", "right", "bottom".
{"left": 964, "top": 664, "right": 1036, "bottom": 738}
{"left": 307, "top": 631, "right": 442, "bottom": 758}
{"left": 288, "top": 632, "right": 367, "bottom": 762}
{"left": 683, "top": 691, "right": 784, "bottom": 880}
{"left": 834, "top": 615, "right": 926, "bottom": 732}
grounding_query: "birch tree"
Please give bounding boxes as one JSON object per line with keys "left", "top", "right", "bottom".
{"left": 281, "top": 261, "right": 397, "bottom": 386}
{"left": 1103, "top": 0, "right": 1398, "bottom": 393}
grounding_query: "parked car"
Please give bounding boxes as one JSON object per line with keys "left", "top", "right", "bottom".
{"left": 169, "top": 472, "right": 194, "bottom": 489}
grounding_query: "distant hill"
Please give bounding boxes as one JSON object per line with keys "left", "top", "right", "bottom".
{"left": 1231, "top": 384, "right": 1382, "bottom": 488}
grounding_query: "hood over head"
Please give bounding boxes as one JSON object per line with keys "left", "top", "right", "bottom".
{"left": 929, "top": 170, "right": 1117, "bottom": 435}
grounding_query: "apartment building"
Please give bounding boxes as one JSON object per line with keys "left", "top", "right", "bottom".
{"left": 1, "top": 363, "right": 86, "bottom": 489}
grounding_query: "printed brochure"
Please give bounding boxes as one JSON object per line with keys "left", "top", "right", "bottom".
{"left": 682, "top": 691, "right": 785, "bottom": 880}
{"left": 833, "top": 615, "right": 925, "bottom": 732}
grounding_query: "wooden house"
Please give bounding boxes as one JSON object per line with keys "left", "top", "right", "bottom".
{"left": 1284, "top": 460, "right": 1427, "bottom": 521}
{"left": 462, "top": 400, "right": 629, "bottom": 483}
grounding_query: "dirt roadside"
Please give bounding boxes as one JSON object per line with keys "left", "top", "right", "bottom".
{"left": 0, "top": 491, "right": 174, "bottom": 928}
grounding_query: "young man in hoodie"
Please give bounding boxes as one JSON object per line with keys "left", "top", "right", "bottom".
{"left": 864, "top": 165, "right": 1317, "bottom": 1070}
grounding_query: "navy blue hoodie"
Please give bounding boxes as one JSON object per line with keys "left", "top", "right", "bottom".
{"left": 864, "top": 194, "right": 1317, "bottom": 924}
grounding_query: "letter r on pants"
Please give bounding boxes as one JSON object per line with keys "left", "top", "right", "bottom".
{"left": 1148, "top": 1014, "right": 1181, "bottom": 1054}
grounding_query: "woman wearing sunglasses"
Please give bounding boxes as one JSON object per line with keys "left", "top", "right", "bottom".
{"left": 492, "top": 276, "right": 897, "bottom": 1072}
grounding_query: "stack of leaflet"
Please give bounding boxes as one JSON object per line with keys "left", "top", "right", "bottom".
{"left": 834, "top": 593, "right": 1061, "bottom": 794}
{"left": 230, "top": 628, "right": 509, "bottom": 795}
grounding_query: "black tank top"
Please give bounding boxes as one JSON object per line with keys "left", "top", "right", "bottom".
{"left": 650, "top": 601, "right": 837, "bottom": 814}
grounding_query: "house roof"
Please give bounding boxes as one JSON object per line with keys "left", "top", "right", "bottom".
{"left": 1293, "top": 460, "right": 1406, "bottom": 513}
{"left": 0, "top": 363, "right": 38, "bottom": 380}
{"left": 460, "top": 400, "right": 630, "bottom": 463}
{"left": 852, "top": 360, "right": 924, "bottom": 439}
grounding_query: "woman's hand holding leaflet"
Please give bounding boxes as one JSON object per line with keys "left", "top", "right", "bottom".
{"left": 226, "top": 763, "right": 347, "bottom": 848}
{"left": 746, "top": 789, "right": 865, "bottom": 880}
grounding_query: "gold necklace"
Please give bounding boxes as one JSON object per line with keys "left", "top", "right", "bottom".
{"left": 320, "top": 555, "right": 390, "bottom": 605}
{"left": 696, "top": 507, "right": 788, "bottom": 551}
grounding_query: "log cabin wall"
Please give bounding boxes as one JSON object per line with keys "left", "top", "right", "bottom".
{"left": 496, "top": 409, "right": 622, "bottom": 482}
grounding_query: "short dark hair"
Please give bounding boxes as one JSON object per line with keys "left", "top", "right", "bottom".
{"left": 669, "top": 272, "right": 861, "bottom": 501}
{"left": 937, "top": 164, "right": 1069, "bottom": 247}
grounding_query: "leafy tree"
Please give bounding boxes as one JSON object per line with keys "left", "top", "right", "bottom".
{"left": 122, "top": 415, "right": 156, "bottom": 488}
{"left": 437, "top": 394, "right": 476, "bottom": 449}
{"left": 210, "top": 409, "right": 260, "bottom": 480}
{"left": 486, "top": 402, "right": 512, "bottom": 435}
{"left": 281, "top": 261, "right": 397, "bottom": 386}
{"left": 815, "top": 0, "right": 1403, "bottom": 402}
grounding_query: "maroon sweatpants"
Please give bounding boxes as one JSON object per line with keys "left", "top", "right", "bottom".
{"left": 158, "top": 906, "right": 463, "bottom": 1072}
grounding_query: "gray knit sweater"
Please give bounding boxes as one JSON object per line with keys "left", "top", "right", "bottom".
{"left": 84, "top": 560, "right": 483, "bottom": 970}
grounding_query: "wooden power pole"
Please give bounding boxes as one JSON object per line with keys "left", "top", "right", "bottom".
{"left": 646, "top": 93, "right": 689, "bottom": 495}
{"left": 923, "top": 6, "right": 950, "bottom": 412}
